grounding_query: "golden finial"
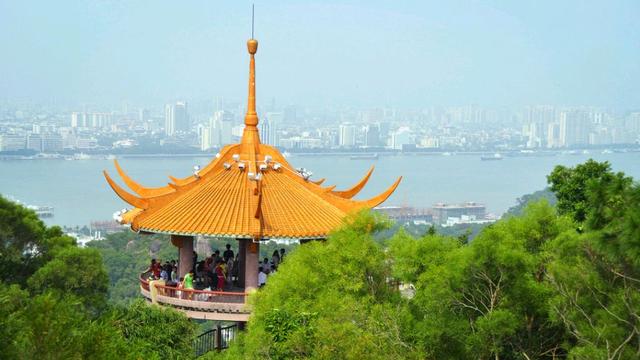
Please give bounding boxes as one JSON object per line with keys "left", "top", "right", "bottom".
{"left": 243, "top": 4, "right": 259, "bottom": 135}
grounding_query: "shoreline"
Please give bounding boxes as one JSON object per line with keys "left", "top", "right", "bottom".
{"left": 1, "top": 147, "right": 638, "bottom": 161}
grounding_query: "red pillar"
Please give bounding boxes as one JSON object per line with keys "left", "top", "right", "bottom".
{"left": 240, "top": 239, "right": 259, "bottom": 291}
{"left": 172, "top": 234, "right": 194, "bottom": 278}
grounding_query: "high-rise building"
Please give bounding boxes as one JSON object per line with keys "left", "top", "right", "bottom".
{"left": 165, "top": 101, "right": 189, "bottom": 136}
{"left": 71, "top": 112, "right": 87, "bottom": 128}
{"left": 338, "top": 123, "right": 356, "bottom": 147}
{"left": 260, "top": 112, "right": 282, "bottom": 146}
{"left": 164, "top": 105, "right": 175, "bottom": 136}
{"left": 559, "top": 110, "right": 591, "bottom": 147}
{"left": 391, "top": 127, "right": 412, "bottom": 150}
{"left": 546, "top": 123, "right": 561, "bottom": 148}
{"left": 364, "top": 124, "right": 380, "bottom": 147}
{"left": 208, "top": 110, "right": 235, "bottom": 146}
{"left": 524, "top": 106, "right": 556, "bottom": 148}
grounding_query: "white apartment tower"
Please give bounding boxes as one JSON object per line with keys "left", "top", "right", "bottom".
{"left": 338, "top": 123, "right": 356, "bottom": 147}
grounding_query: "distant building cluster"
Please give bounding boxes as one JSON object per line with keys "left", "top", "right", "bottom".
{"left": 375, "top": 201, "right": 497, "bottom": 227}
{"left": 0, "top": 101, "right": 638, "bottom": 155}
{"left": 523, "top": 106, "right": 640, "bottom": 148}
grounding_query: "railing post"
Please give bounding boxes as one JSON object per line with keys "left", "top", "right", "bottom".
{"left": 216, "top": 324, "right": 222, "bottom": 351}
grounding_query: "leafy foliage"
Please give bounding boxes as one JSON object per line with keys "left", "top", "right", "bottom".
{"left": 547, "top": 159, "right": 617, "bottom": 222}
{"left": 28, "top": 246, "right": 110, "bottom": 313}
{"left": 222, "top": 211, "right": 422, "bottom": 359}
{"left": 0, "top": 195, "right": 75, "bottom": 285}
{"left": 110, "top": 300, "right": 196, "bottom": 359}
{"left": 389, "top": 201, "right": 572, "bottom": 359}
{"left": 545, "top": 160, "right": 640, "bottom": 359}
{"left": 505, "top": 187, "right": 557, "bottom": 217}
{"left": 0, "top": 195, "right": 197, "bottom": 360}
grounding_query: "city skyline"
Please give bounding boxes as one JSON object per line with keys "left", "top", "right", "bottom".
{"left": 1, "top": 1, "right": 639, "bottom": 108}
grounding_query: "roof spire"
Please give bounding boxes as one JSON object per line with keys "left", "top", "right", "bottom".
{"left": 241, "top": 8, "right": 260, "bottom": 146}
{"left": 243, "top": 4, "right": 259, "bottom": 131}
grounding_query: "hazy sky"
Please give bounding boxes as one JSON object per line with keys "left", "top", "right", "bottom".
{"left": 1, "top": 1, "right": 638, "bottom": 108}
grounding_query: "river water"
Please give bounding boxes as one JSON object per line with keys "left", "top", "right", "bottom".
{"left": 0, "top": 152, "right": 638, "bottom": 227}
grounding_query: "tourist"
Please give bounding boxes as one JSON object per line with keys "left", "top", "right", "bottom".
{"left": 261, "top": 257, "right": 270, "bottom": 271}
{"left": 280, "top": 248, "right": 286, "bottom": 261}
{"left": 271, "top": 250, "right": 280, "bottom": 268}
{"left": 223, "top": 243, "right": 234, "bottom": 262}
{"left": 215, "top": 260, "right": 226, "bottom": 291}
{"left": 183, "top": 270, "right": 194, "bottom": 299}
{"left": 160, "top": 266, "right": 169, "bottom": 281}
{"left": 203, "top": 256, "right": 214, "bottom": 288}
{"left": 210, "top": 250, "right": 221, "bottom": 266}
{"left": 258, "top": 267, "right": 267, "bottom": 287}
{"left": 192, "top": 251, "right": 198, "bottom": 273}
{"left": 226, "top": 256, "right": 234, "bottom": 285}
{"left": 232, "top": 254, "right": 240, "bottom": 286}
{"left": 149, "top": 258, "right": 161, "bottom": 279}
{"left": 164, "top": 261, "right": 172, "bottom": 280}
{"left": 171, "top": 265, "right": 179, "bottom": 282}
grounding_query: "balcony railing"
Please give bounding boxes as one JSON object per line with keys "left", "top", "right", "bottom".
{"left": 139, "top": 273, "right": 251, "bottom": 320}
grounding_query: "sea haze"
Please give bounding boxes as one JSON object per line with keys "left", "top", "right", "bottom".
{"left": 1, "top": 152, "right": 639, "bottom": 227}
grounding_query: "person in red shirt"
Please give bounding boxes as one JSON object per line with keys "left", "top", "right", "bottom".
{"left": 215, "top": 260, "right": 225, "bottom": 291}
{"left": 149, "top": 258, "right": 161, "bottom": 279}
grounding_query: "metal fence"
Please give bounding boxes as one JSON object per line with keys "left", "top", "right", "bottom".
{"left": 193, "top": 324, "right": 238, "bottom": 356}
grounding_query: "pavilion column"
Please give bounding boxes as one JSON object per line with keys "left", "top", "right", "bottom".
{"left": 172, "top": 235, "right": 194, "bottom": 278}
{"left": 238, "top": 239, "right": 246, "bottom": 287}
{"left": 239, "top": 238, "right": 259, "bottom": 291}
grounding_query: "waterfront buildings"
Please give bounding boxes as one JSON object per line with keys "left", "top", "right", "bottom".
{"left": 432, "top": 202, "right": 486, "bottom": 225}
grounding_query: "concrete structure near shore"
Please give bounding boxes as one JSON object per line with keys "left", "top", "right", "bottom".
{"left": 103, "top": 35, "right": 401, "bottom": 322}
{"left": 432, "top": 202, "right": 486, "bottom": 225}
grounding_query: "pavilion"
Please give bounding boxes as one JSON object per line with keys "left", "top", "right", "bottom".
{"left": 104, "top": 36, "right": 401, "bottom": 321}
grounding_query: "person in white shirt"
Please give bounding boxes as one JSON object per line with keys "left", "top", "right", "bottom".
{"left": 258, "top": 267, "right": 267, "bottom": 287}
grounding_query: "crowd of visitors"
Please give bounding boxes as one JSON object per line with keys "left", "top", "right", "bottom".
{"left": 145, "top": 245, "right": 287, "bottom": 295}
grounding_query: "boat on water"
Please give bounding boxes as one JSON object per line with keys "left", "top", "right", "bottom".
{"left": 480, "top": 153, "right": 503, "bottom": 161}
{"left": 350, "top": 153, "right": 378, "bottom": 160}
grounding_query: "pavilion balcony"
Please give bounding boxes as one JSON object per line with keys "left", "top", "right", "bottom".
{"left": 139, "top": 273, "right": 251, "bottom": 322}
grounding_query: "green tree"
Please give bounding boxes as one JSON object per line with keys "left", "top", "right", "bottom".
{"left": 222, "top": 211, "right": 421, "bottom": 359}
{"left": 389, "top": 201, "right": 572, "bottom": 359}
{"left": 547, "top": 159, "right": 617, "bottom": 222}
{"left": 0, "top": 195, "right": 75, "bottom": 285}
{"left": 28, "top": 246, "right": 110, "bottom": 314}
{"left": 546, "top": 163, "right": 640, "bottom": 359}
{"left": 505, "top": 188, "right": 557, "bottom": 217}
{"left": 0, "top": 285, "right": 133, "bottom": 360}
{"left": 110, "top": 299, "right": 197, "bottom": 359}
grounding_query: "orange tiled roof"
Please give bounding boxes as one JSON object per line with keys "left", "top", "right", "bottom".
{"left": 104, "top": 38, "right": 401, "bottom": 239}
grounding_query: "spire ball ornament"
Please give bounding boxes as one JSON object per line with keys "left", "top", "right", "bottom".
{"left": 247, "top": 39, "right": 258, "bottom": 54}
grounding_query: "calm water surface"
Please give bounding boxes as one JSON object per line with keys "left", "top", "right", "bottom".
{"left": 0, "top": 152, "right": 638, "bottom": 227}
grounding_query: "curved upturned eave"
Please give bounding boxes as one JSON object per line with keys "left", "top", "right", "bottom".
{"left": 114, "top": 160, "right": 175, "bottom": 197}
{"left": 331, "top": 166, "right": 374, "bottom": 199}
{"left": 103, "top": 171, "right": 149, "bottom": 209}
